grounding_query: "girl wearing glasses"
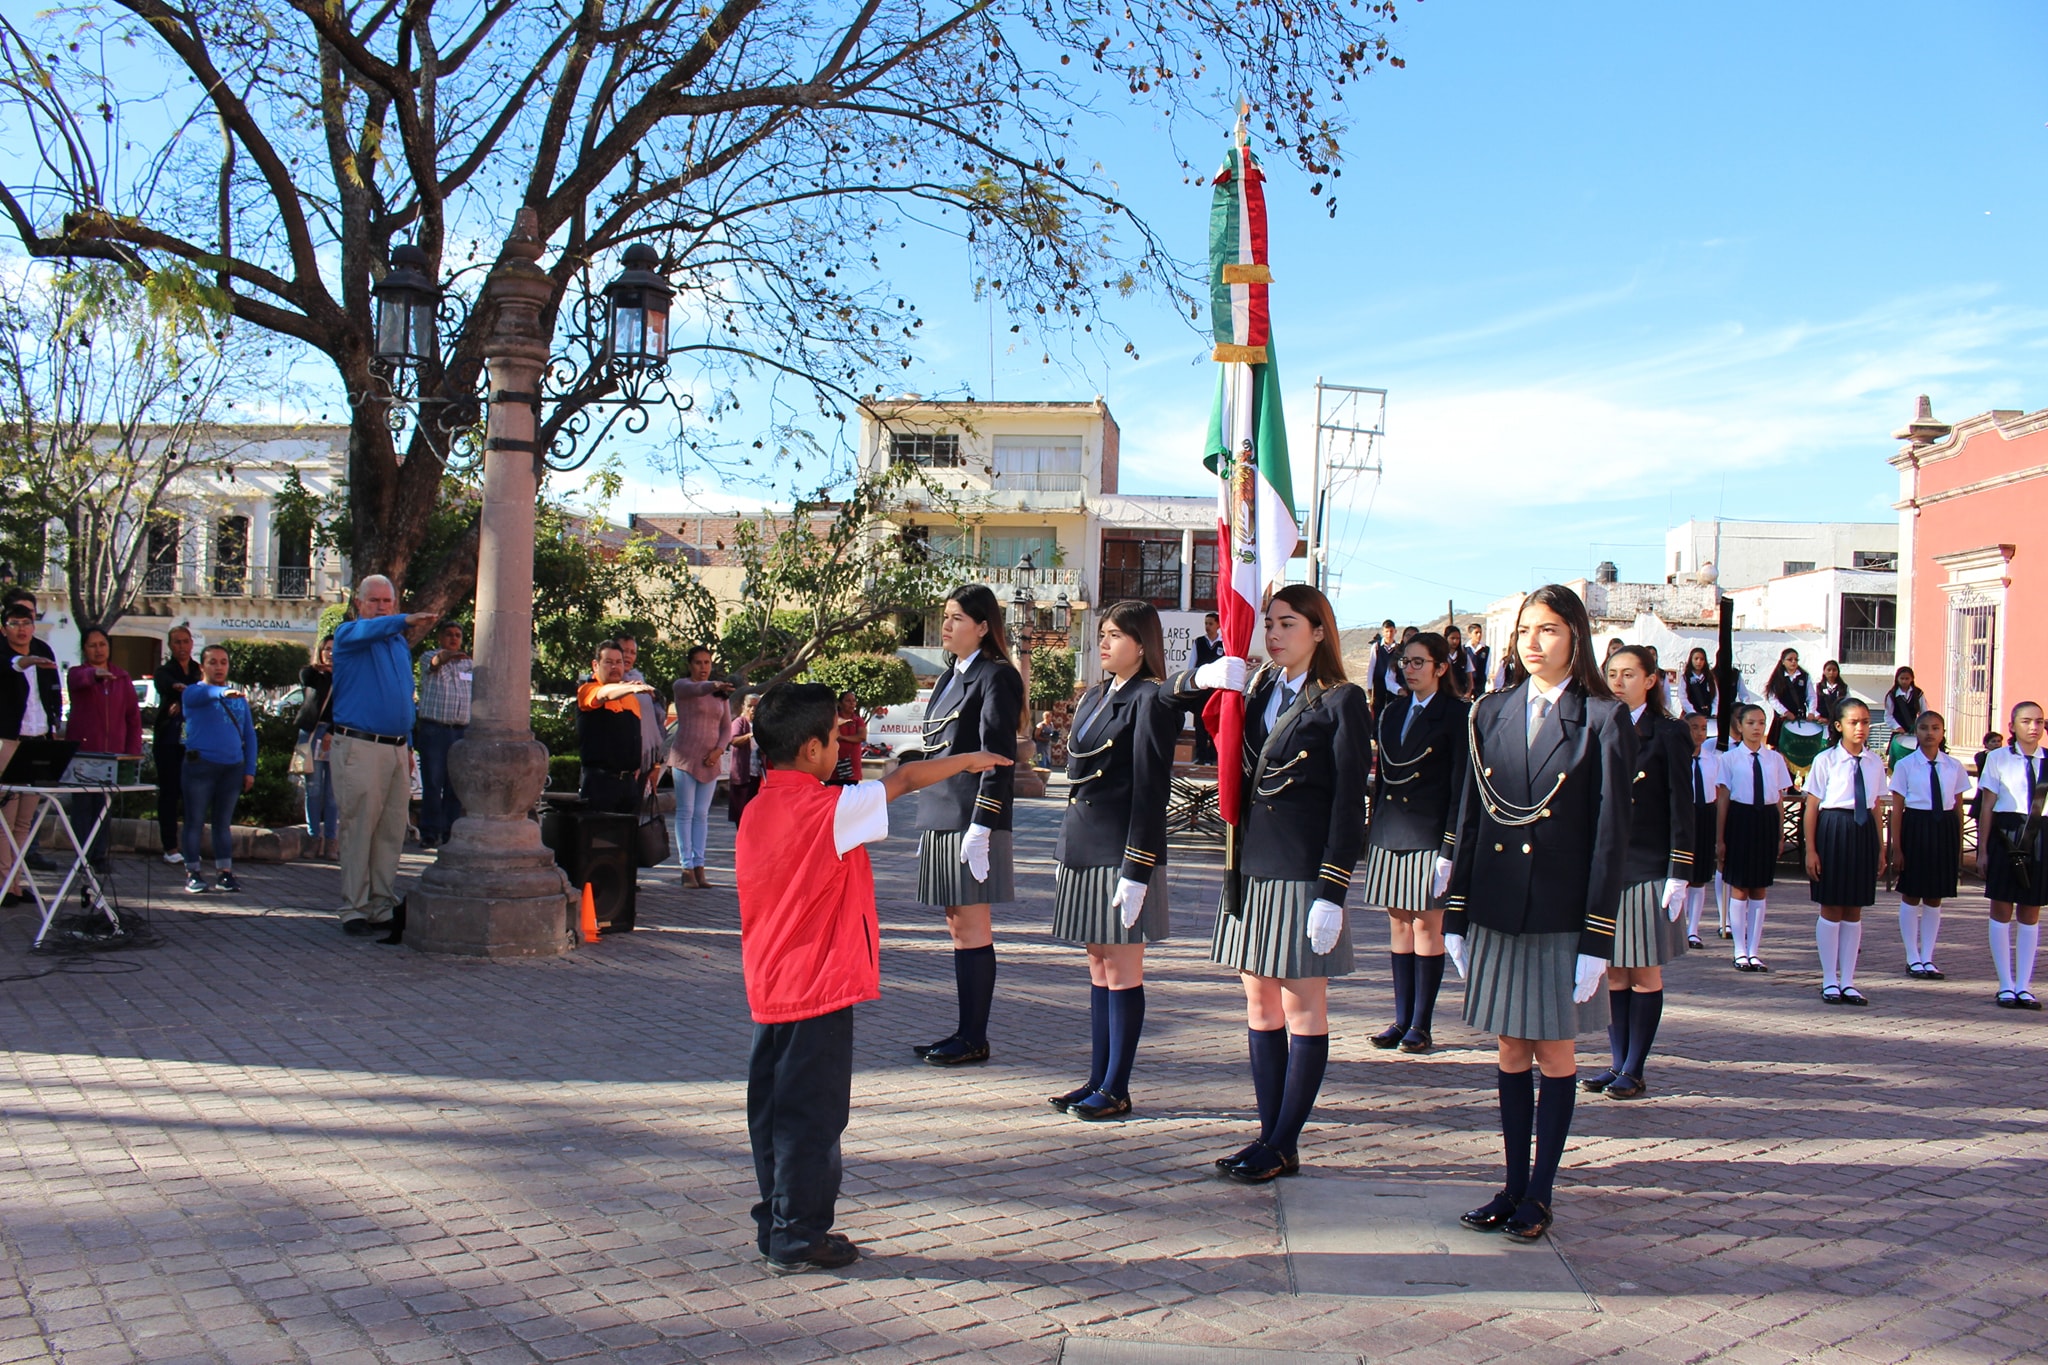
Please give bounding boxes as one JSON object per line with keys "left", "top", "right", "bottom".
{"left": 1361, "top": 631, "right": 1469, "bottom": 1056}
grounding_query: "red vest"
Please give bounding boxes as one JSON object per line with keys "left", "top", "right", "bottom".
{"left": 736, "top": 768, "right": 881, "bottom": 1024}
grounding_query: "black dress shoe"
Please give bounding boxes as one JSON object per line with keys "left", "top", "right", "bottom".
{"left": 1071, "top": 1091, "right": 1132, "bottom": 1121}
{"left": 2016, "top": 991, "right": 2042, "bottom": 1011}
{"left": 1581, "top": 1068, "right": 1617, "bottom": 1093}
{"left": 1220, "top": 1143, "right": 1293, "bottom": 1184}
{"left": 1213, "top": 1141, "right": 1266, "bottom": 1173}
{"left": 763, "top": 1232, "right": 860, "bottom": 1275}
{"left": 1839, "top": 987, "right": 1868, "bottom": 1007}
{"left": 1687, "top": 935, "right": 1705, "bottom": 950}
{"left": 342, "top": 918, "right": 378, "bottom": 937}
{"left": 922, "top": 1038, "right": 990, "bottom": 1067}
{"left": 1503, "top": 1199, "right": 1553, "bottom": 1241}
{"left": 1368, "top": 1023, "right": 1407, "bottom": 1049}
{"left": 912, "top": 1034, "right": 959, "bottom": 1059}
{"left": 1049, "top": 1084, "right": 1097, "bottom": 1113}
{"left": 1397, "top": 1028, "right": 1432, "bottom": 1054}
{"left": 1604, "top": 1073, "right": 1646, "bottom": 1099}
{"left": 1459, "top": 1191, "right": 1518, "bottom": 1232}
{"left": 1921, "top": 965, "right": 1946, "bottom": 981}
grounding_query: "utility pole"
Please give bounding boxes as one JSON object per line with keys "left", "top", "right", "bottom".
{"left": 1307, "top": 380, "right": 1386, "bottom": 592}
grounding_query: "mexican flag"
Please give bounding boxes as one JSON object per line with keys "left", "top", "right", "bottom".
{"left": 1202, "top": 128, "right": 1298, "bottom": 828}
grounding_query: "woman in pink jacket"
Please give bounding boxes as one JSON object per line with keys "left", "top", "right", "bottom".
{"left": 669, "top": 645, "right": 735, "bottom": 888}
{"left": 66, "top": 625, "right": 143, "bottom": 869}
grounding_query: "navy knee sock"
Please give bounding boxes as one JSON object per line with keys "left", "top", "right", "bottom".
{"left": 954, "top": 945, "right": 997, "bottom": 1044}
{"left": 1247, "top": 1026, "right": 1288, "bottom": 1141}
{"left": 1388, "top": 950, "right": 1416, "bottom": 1029}
{"left": 1101, "top": 985, "right": 1146, "bottom": 1099}
{"left": 1411, "top": 953, "right": 1446, "bottom": 1034}
{"left": 1268, "top": 1033, "right": 1330, "bottom": 1155}
{"left": 1497, "top": 1068, "right": 1535, "bottom": 1201}
{"left": 1084, "top": 983, "right": 1110, "bottom": 1091}
{"left": 1620, "top": 989, "right": 1664, "bottom": 1082}
{"left": 1527, "top": 1073, "right": 1578, "bottom": 1208}
{"left": 1606, "top": 987, "right": 1631, "bottom": 1074}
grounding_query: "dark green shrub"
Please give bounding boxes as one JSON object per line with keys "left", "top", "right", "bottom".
{"left": 221, "top": 640, "right": 310, "bottom": 689}
{"left": 803, "top": 654, "right": 917, "bottom": 709}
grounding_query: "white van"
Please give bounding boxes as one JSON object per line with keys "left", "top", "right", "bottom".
{"left": 866, "top": 686, "right": 935, "bottom": 758}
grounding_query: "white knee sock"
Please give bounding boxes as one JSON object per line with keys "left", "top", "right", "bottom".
{"left": 1916, "top": 905, "right": 1943, "bottom": 968}
{"left": 1815, "top": 918, "right": 1842, "bottom": 989}
{"left": 1686, "top": 886, "right": 1705, "bottom": 936}
{"left": 1898, "top": 903, "right": 1922, "bottom": 964}
{"left": 1990, "top": 919, "right": 2016, "bottom": 993}
{"left": 1838, "top": 920, "right": 1863, "bottom": 990}
{"left": 1745, "top": 896, "right": 1769, "bottom": 958}
{"left": 1714, "top": 873, "right": 1728, "bottom": 930}
{"left": 1728, "top": 898, "right": 1752, "bottom": 960}
{"left": 2017, "top": 923, "right": 2041, "bottom": 994}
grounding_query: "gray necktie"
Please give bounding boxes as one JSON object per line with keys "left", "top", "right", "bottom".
{"left": 1401, "top": 699, "right": 1421, "bottom": 744}
{"left": 1527, "top": 694, "right": 1552, "bottom": 747}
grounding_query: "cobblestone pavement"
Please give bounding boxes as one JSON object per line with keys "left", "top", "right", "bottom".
{"left": 0, "top": 794, "right": 2044, "bottom": 1364}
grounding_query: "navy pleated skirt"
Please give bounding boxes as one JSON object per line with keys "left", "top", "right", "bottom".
{"left": 1984, "top": 812, "right": 2047, "bottom": 908}
{"left": 1895, "top": 807, "right": 1960, "bottom": 902}
{"left": 1807, "top": 808, "right": 1880, "bottom": 907}
{"left": 1688, "top": 800, "right": 1719, "bottom": 887}
{"left": 1722, "top": 799, "right": 1779, "bottom": 889}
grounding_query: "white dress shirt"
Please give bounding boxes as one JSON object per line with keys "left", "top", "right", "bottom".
{"left": 1688, "top": 750, "right": 1725, "bottom": 804}
{"left": 1804, "top": 745, "right": 1890, "bottom": 812}
{"left": 1718, "top": 744, "right": 1793, "bottom": 805}
{"left": 1890, "top": 750, "right": 1970, "bottom": 812}
{"left": 1979, "top": 745, "right": 2047, "bottom": 815}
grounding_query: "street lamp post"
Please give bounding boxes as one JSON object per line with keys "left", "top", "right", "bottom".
{"left": 406, "top": 211, "right": 575, "bottom": 956}
{"left": 1007, "top": 554, "right": 1045, "bottom": 797}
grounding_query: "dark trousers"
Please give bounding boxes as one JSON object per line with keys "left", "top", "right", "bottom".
{"left": 747, "top": 1007, "right": 854, "bottom": 1260}
{"left": 154, "top": 738, "right": 185, "bottom": 852}
{"left": 578, "top": 768, "right": 641, "bottom": 817}
{"left": 414, "top": 719, "right": 466, "bottom": 842}
{"left": 1191, "top": 715, "right": 1217, "bottom": 765}
{"left": 180, "top": 756, "right": 242, "bottom": 867}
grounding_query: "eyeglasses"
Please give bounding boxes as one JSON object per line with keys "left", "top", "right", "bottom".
{"left": 1398, "top": 657, "right": 1434, "bottom": 669}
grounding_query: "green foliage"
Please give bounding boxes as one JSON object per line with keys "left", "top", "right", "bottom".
{"left": 803, "top": 654, "right": 917, "bottom": 710}
{"left": 222, "top": 640, "right": 310, "bottom": 689}
{"left": 546, "top": 755, "right": 583, "bottom": 795}
{"left": 530, "top": 699, "right": 580, "bottom": 756}
{"left": 240, "top": 712, "right": 305, "bottom": 827}
{"left": 1030, "top": 646, "right": 1077, "bottom": 709}
{"left": 528, "top": 491, "right": 718, "bottom": 694}
{"left": 271, "top": 468, "right": 325, "bottom": 543}
{"left": 316, "top": 602, "right": 348, "bottom": 641}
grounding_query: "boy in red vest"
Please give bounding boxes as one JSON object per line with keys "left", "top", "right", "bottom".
{"left": 738, "top": 682, "right": 1010, "bottom": 1274}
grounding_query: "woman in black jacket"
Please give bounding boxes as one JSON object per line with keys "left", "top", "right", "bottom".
{"left": 1361, "top": 630, "right": 1469, "bottom": 1055}
{"left": 1172, "top": 583, "right": 1371, "bottom": 1184}
{"left": 1445, "top": 584, "right": 1635, "bottom": 1243}
{"left": 1046, "top": 601, "right": 1178, "bottom": 1120}
{"left": 1583, "top": 645, "right": 1693, "bottom": 1101}
{"left": 911, "top": 584, "right": 1024, "bottom": 1068}
{"left": 1681, "top": 647, "right": 1715, "bottom": 719}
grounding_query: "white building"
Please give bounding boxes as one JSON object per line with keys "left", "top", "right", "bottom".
{"left": 28, "top": 424, "right": 350, "bottom": 676}
{"left": 1665, "top": 518, "right": 1898, "bottom": 592}
{"left": 858, "top": 398, "right": 1221, "bottom": 682}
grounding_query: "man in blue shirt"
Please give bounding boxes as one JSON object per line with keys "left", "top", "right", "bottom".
{"left": 331, "top": 574, "right": 437, "bottom": 935}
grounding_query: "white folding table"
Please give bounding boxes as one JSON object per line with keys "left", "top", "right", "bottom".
{"left": 0, "top": 783, "right": 154, "bottom": 947}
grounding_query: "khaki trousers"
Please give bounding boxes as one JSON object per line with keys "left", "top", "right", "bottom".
{"left": 0, "top": 738, "right": 37, "bottom": 895}
{"left": 331, "top": 734, "right": 411, "bottom": 922}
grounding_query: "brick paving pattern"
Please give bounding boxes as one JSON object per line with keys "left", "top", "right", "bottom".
{"left": 0, "top": 795, "right": 2044, "bottom": 1363}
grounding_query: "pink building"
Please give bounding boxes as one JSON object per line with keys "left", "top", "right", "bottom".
{"left": 1891, "top": 398, "right": 2048, "bottom": 748}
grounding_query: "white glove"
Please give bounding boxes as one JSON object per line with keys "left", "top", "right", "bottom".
{"left": 1443, "top": 932, "right": 1468, "bottom": 979}
{"left": 1573, "top": 954, "right": 1610, "bottom": 1004}
{"left": 959, "top": 824, "right": 992, "bottom": 883}
{"left": 1306, "top": 899, "right": 1344, "bottom": 956}
{"left": 1193, "top": 656, "right": 1248, "bottom": 692}
{"left": 1112, "top": 877, "right": 1149, "bottom": 928}
{"left": 1663, "top": 877, "right": 1689, "bottom": 921}
{"left": 1432, "top": 857, "right": 1454, "bottom": 899}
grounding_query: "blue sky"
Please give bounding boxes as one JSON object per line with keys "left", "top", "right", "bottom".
{"left": 618, "top": 0, "right": 2048, "bottom": 625}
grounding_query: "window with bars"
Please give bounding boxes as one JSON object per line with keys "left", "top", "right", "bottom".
{"left": 1100, "top": 534, "right": 1182, "bottom": 608}
{"left": 889, "top": 431, "right": 963, "bottom": 468}
{"left": 1852, "top": 550, "right": 1898, "bottom": 571}
{"left": 1190, "top": 534, "right": 1220, "bottom": 611}
{"left": 144, "top": 518, "right": 179, "bottom": 595}
{"left": 1839, "top": 593, "right": 1896, "bottom": 664}
{"left": 212, "top": 515, "right": 249, "bottom": 596}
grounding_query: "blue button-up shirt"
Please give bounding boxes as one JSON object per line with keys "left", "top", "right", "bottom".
{"left": 331, "top": 615, "right": 417, "bottom": 738}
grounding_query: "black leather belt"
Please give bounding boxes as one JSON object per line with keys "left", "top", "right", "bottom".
{"left": 581, "top": 766, "right": 640, "bottom": 781}
{"left": 333, "top": 725, "right": 407, "bottom": 746}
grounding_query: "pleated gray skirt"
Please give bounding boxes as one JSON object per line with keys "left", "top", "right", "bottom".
{"left": 1611, "top": 877, "right": 1688, "bottom": 967}
{"left": 1462, "top": 925, "right": 1602, "bottom": 1040}
{"left": 1050, "top": 864, "right": 1171, "bottom": 945}
{"left": 1358, "top": 845, "right": 1439, "bottom": 914}
{"left": 917, "top": 828, "right": 1016, "bottom": 906}
{"left": 1211, "top": 876, "right": 1356, "bottom": 979}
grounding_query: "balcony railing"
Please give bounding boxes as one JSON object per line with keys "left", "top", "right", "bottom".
{"left": 142, "top": 563, "right": 177, "bottom": 595}
{"left": 141, "top": 564, "right": 322, "bottom": 601}
{"left": 976, "top": 564, "right": 1083, "bottom": 598}
{"left": 1840, "top": 626, "right": 1896, "bottom": 665}
{"left": 990, "top": 471, "right": 1086, "bottom": 493}
{"left": 275, "top": 565, "right": 313, "bottom": 599}
{"left": 211, "top": 564, "right": 248, "bottom": 597}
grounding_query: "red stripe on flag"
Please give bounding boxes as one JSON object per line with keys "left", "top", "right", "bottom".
{"left": 1241, "top": 151, "right": 1270, "bottom": 348}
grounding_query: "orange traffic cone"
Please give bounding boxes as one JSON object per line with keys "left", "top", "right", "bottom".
{"left": 578, "top": 883, "right": 600, "bottom": 944}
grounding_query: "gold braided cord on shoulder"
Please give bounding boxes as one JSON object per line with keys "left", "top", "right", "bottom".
{"left": 1466, "top": 702, "right": 1567, "bottom": 829}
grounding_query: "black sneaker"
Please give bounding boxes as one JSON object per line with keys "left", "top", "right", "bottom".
{"left": 215, "top": 871, "right": 242, "bottom": 894}
{"left": 763, "top": 1233, "right": 860, "bottom": 1275}
{"left": 184, "top": 874, "right": 209, "bottom": 894}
